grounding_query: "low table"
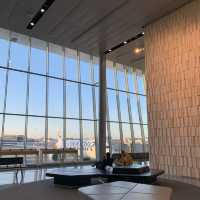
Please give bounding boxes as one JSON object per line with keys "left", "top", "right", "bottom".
{"left": 79, "top": 181, "right": 172, "bottom": 200}
{"left": 46, "top": 165, "right": 164, "bottom": 186}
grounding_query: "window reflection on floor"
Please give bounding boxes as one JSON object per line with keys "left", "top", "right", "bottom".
{"left": 0, "top": 169, "right": 52, "bottom": 186}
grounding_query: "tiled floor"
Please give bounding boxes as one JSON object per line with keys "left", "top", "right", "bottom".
{"left": 1, "top": 167, "right": 200, "bottom": 189}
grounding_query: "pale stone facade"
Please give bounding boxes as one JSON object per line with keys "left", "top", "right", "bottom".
{"left": 145, "top": 0, "right": 200, "bottom": 178}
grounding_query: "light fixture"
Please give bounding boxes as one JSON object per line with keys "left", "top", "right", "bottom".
{"left": 41, "top": 8, "right": 45, "bottom": 13}
{"left": 134, "top": 47, "right": 144, "bottom": 54}
{"left": 104, "top": 31, "right": 144, "bottom": 54}
{"left": 30, "top": 22, "right": 35, "bottom": 26}
{"left": 27, "top": 0, "right": 55, "bottom": 30}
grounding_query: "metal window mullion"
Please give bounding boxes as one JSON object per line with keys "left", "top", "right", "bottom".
{"left": 114, "top": 64, "right": 123, "bottom": 152}
{"left": 24, "top": 37, "right": 31, "bottom": 150}
{"left": 124, "top": 67, "right": 135, "bottom": 153}
{"left": 90, "top": 55, "right": 98, "bottom": 160}
{"left": 45, "top": 43, "right": 49, "bottom": 149}
{"left": 63, "top": 47, "right": 66, "bottom": 149}
{"left": 135, "top": 73, "right": 145, "bottom": 152}
{"left": 1, "top": 31, "right": 11, "bottom": 148}
{"left": 77, "top": 51, "right": 83, "bottom": 160}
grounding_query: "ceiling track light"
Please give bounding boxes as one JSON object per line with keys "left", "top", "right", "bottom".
{"left": 27, "top": 0, "right": 55, "bottom": 30}
{"left": 104, "top": 31, "right": 144, "bottom": 54}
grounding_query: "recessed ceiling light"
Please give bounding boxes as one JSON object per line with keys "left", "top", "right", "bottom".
{"left": 108, "top": 49, "right": 112, "bottom": 52}
{"left": 142, "top": 32, "right": 145, "bottom": 35}
{"left": 134, "top": 47, "right": 144, "bottom": 54}
{"left": 41, "top": 8, "right": 45, "bottom": 13}
{"left": 30, "top": 22, "right": 35, "bottom": 26}
{"left": 123, "top": 41, "right": 127, "bottom": 44}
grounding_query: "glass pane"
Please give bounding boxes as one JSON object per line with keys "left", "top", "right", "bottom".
{"left": 10, "top": 32, "right": 29, "bottom": 71}
{"left": 133, "top": 124, "right": 143, "bottom": 153}
{"left": 65, "top": 48, "right": 78, "bottom": 81}
{"left": 81, "top": 85, "right": 93, "bottom": 119}
{"left": 127, "top": 72, "right": 136, "bottom": 93}
{"left": 0, "top": 28, "right": 9, "bottom": 67}
{"left": 106, "top": 61, "right": 115, "bottom": 88}
{"left": 66, "top": 82, "right": 79, "bottom": 118}
{"left": 48, "top": 78, "right": 63, "bottom": 117}
{"left": 110, "top": 122, "right": 121, "bottom": 153}
{"left": 116, "top": 65, "right": 126, "bottom": 91}
{"left": 49, "top": 43, "right": 63, "bottom": 78}
{"left": 107, "top": 89, "right": 118, "bottom": 121}
{"left": 30, "top": 37, "right": 47, "bottom": 74}
{"left": 27, "top": 117, "right": 45, "bottom": 149}
{"left": 130, "top": 94, "right": 139, "bottom": 123}
{"left": 139, "top": 96, "right": 148, "bottom": 124}
{"left": 95, "top": 87, "right": 99, "bottom": 119}
{"left": 80, "top": 52, "right": 91, "bottom": 84}
{"left": 143, "top": 125, "right": 148, "bottom": 152}
{"left": 122, "top": 123, "right": 132, "bottom": 153}
{"left": 93, "top": 57, "right": 99, "bottom": 84}
{"left": 0, "top": 114, "right": 2, "bottom": 142}
{"left": 29, "top": 75, "right": 46, "bottom": 116}
{"left": 6, "top": 70, "right": 27, "bottom": 114}
{"left": 48, "top": 118, "right": 63, "bottom": 149}
{"left": 119, "top": 92, "right": 129, "bottom": 122}
{"left": 3, "top": 115, "right": 25, "bottom": 149}
{"left": 66, "top": 119, "right": 80, "bottom": 153}
{"left": 82, "top": 120, "right": 95, "bottom": 160}
{"left": 137, "top": 74, "right": 145, "bottom": 94}
{"left": 0, "top": 68, "right": 6, "bottom": 112}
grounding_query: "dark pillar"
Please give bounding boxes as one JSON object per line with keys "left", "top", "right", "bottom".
{"left": 99, "top": 54, "right": 107, "bottom": 161}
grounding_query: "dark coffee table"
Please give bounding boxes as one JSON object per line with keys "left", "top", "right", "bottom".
{"left": 46, "top": 165, "right": 164, "bottom": 186}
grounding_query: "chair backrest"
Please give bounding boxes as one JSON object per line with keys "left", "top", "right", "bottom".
{"left": 0, "top": 157, "right": 23, "bottom": 165}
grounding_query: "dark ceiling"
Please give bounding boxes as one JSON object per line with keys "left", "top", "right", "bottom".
{"left": 0, "top": 0, "right": 191, "bottom": 65}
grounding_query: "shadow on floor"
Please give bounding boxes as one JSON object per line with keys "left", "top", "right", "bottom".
{"left": 0, "top": 178, "right": 200, "bottom": 200}
{"left": 157, "top": 178, "right": 200, "bottom": 200}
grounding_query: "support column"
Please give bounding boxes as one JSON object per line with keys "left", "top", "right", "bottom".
{"left": 99, "top": 53, "right": 107, "bottom": 161}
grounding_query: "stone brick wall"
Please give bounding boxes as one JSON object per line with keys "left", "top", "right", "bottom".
{"left": 145, "top": 0, "right": 200, "bottom": 178}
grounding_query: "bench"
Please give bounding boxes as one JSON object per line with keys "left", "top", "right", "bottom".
{"left": 46, "top": 165, "right": 164, "bottom": 186}
{"left": 79, "top": 181, "right": 172, "bottom": 200}
{"left": 0, "top": 157, "right": 24, "bottom": 183}
{"left": 0, "top": 149, "right": 40, "bottom": 165}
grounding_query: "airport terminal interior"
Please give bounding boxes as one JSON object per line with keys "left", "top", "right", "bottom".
{"left": 0, "top": 0, "right": 200, "bottom": 199}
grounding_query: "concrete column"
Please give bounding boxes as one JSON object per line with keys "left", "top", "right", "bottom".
{"left": 99, "top": 53, "right": 107, "bottom": 161}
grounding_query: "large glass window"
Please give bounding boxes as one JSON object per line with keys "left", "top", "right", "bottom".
{"left": 29, "top": 75, "right": 46, "bottom": 116}
{"left": 48, "top": 78, "right": 63, "bottom": 117}
{"left": 10, "top": 32, "right": 29, "bottom": 71}
{"left": 80, "top": 52, "right": 91, "bottom": 84}
{"left": 0, "top": 28, "right": 9, "bottom": 67}
{"left": 3, "top": 115, "right": 25, "bottom": 149}
{"left": 66, "top": 82, "right": 79, "bottom": 118}
{"left": 82, "top": 120, "right": 95, "bottom": 160}
{"left": 0, "top": 27, "right": 148, "bottom": 162}
{"left": 48, "top": 118, "right": 63, "bottom": 148}
{"left": 6, "top": 71, "right": 27, "bottom": 114}
{"left": 107, "top": 89, "right": 118, "bottom": 121}
{"left": 110, "top": 122, "right": 121, "bottom": 153}
{"left": 81, "top": 85, "right": 93, "bottom": 119}
{"left": 0, "top": 68, "right": 6, "bottom": 112}
{"left": 65, "top": 48, "right": 78, "bottom": 81}
{"left": 30, "top": 38, "right": 47, "bottom": 75}
{"left": 49, "top": 43, "right": 64, "bottom": 78}
{"left": 27, "top": 117, "right": 45, "bottom": 148}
